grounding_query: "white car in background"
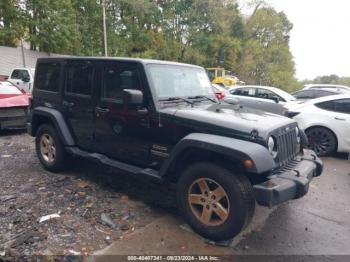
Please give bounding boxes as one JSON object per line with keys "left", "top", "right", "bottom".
{"left": 7, "top": 68, "right": 35, "bottom": 93}
{"left": 229, "top": 85, "right": 296, "bottom": 105}
{"left": 303, "top": 84, "right": 350, "bottom": 92}
{"left": 286, "top": 94, "right": 350, "bottom": 156}
{"left": 292, "top": 87, "right": 349, "bottom": 101}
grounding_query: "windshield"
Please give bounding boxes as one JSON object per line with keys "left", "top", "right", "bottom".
{"left": 148, "top": 64, "right": 215, "bottom": 99}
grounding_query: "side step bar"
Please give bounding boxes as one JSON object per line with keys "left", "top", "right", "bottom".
{"left": 66, "top": 147, "right": 163, "bottom": 183}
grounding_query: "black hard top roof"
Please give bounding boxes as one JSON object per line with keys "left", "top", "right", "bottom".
{"left": 36, "top": 56, "right": 202, "bottom": 69}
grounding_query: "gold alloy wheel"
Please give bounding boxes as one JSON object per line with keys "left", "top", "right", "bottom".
{"left": 188, "top": 178, "right": 230, "bottom": 226}
{"left": 40, "top": 133, "right": 56, "bottom": 164}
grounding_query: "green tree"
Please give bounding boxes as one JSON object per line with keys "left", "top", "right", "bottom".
{"left": 0, "top": 0, "right": 24, "bottom": 46}
{"left": 24, "top": 0, "right": 80, "bottom": 54}
{"left": 303, "top": 75, "right": 350, "bottom": 87}
{"left": 71, "top": 0, "right": 103, "bottom": 56}
{"left": 238, "top": 7, "right": 297, "bottom": 91}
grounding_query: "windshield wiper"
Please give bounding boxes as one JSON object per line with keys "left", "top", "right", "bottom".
{"left": 187, "top": 95, "right": 217, "bottom": 103}
{"left": 158, "top": 97, "right": 194, "bottom": 105}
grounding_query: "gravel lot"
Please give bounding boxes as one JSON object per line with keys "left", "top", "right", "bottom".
{"left": 1, "top": 130, "right": 350, "bottom": 261}
{"left": 0, "top": 130, "right": 175, "bottom": 260}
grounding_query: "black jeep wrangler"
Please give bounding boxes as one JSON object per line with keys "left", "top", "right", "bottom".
{"left": 28, "top": 57, "right": 322, "bottom": 241}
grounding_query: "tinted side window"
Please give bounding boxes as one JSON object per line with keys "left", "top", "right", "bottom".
{"left": 294, "top": 90, "right": 314, "bottom": 99}
{"left": 313, "top": 90, "right": 334, "bottom": 98}
{"left": 257, "top": 88, "right": 285, "bottom": 101}
{"left": 232, "top": 87, "right": 255, "bottom": 97}
{"left": 66, "top": 62, "right": 93, "bottom": 96}
{"left": 334, "top": 99, "right": 350, "bottom": 114}
{"left": 11, "top": 69, "right": 29, "bottom": 80}
{"left": 316, "top": 99, "right": 350, "bottom": 114}
{"left": 35, "top": 63, "right": 61, "bottom": 92}
{"left": 102, "top": 64, "right": 140, "bottom": 101}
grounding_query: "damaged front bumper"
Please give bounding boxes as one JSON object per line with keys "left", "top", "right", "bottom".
{"left": 0, "top": 108, "right": 28, "bottom": 130}
{"left": 253, "top": 149, "right": 323, "bottom": 207}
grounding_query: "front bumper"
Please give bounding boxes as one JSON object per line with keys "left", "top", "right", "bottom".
{"left": 0, "top": 115, "right": 27, "bottom": 130}
{"left": 253, "top": 149, "right": 323, "bottom": 207}
{"left": 0, "top": 107, "right": 28, "bottom": 130}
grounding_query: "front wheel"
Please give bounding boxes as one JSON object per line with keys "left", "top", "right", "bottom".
{"left": 305, "top": 127, "right": 337, "bottom": 156}
{"left": 176, "top": 162, "right": 255, "bottom": 241}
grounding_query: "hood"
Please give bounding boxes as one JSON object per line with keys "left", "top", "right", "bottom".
{"left": 0, "top": 94, "right": 30, "bottom": 108}
{"left": 160, "top": 103, "right": 295, "bottom": 142}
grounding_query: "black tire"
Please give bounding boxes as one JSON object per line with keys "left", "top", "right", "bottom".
{"left": 305, "top": 127, "right": 337, "bottom": 156}
{"left": 176, "top": 162, "right": 255, "bottom": 241}
{"left": 35, "top": 123, "right": 67, "bottom": 172}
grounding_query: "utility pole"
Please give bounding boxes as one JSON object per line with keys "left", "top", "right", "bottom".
{"left": 102, "top": 0, "right": 108, "bottom": 56}
{"left": 20, "top": 39, "right": 26, "bottom": 67}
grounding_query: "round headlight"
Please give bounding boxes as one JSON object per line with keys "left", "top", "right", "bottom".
{"left": 268, "top": 136, "right": 278, "bottom": 159}
{"left": 295, "top": 126, "right": 301, "bottom": 143}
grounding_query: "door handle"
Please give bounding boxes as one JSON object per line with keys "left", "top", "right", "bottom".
{"left": 63, "top": 101, "right": 75, "bottom": 108}
{"left": 137, "top": 108, "right": 148, "bottom": 116}
{"left": 95, "top": 107, "right": 110, "bottom": 114}
{"left": 335, "top": 117, "right": 345, "bottom": 121}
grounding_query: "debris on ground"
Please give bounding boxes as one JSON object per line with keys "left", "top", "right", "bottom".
{"left": 206, "top": 239, "right": 233, "bottom": 247}
{"left": 99, "top": 213, "right": 117, "bottom": 229}
{"left": 120, "top": 224, "right": 129, "bottom": 231}
{"left": 39, "top": 213, "right": 61, "bottom": 223}
{"left": 68, "top": 249, "right": 81, "bottom": 255}
{"left": 0, "top": 195, "right": 16, "bottom": 202}
{"left": 0, "top": 132, "right": 170, "bottom": 260}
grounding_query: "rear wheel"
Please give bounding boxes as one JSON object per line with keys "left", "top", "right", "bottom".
{"left": 176, "top": 162, "right": 255, "bottom": 241}
{"left": 305, "top": 127, "right": 337, "bottom": 156}
{"left": 36, "top": 124, "right": 67, "bottom": 172}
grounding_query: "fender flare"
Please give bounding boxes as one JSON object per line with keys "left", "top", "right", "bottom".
{"left": 160, "top": 133, "right": 276, "bottom": 177}
{"left": 30, "top": 106, "right": 75, "bottom": 146}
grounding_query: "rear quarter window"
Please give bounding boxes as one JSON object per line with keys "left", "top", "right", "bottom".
{"left": 35, "top": 63, "right": 61, "bottom": 92}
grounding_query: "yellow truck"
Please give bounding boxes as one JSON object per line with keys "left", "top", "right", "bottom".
{"left": 206, "top": 67, "right": 239, "bottom": 87}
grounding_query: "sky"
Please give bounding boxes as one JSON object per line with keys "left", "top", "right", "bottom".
{"left": 239, "top": 0, "right": 350, "bottom": 80}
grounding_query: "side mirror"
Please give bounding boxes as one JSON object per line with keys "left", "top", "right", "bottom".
{"left": 123, "top": 89, "right": 143, "bottom": 105}
{"left": 224, "top": 97, "right": 240, "bottom": 105}
{"left": 271, "top": 96, "right": 280, "bottom": 103}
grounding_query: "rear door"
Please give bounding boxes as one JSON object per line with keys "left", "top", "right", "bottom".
{"left": 62, "top": 60, "right": 96, "bottom": 150}
{"left": 315, "top": 99, "right": 350, "bottom": 150}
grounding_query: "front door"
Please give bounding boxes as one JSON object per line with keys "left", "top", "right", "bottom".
{"left": 63, "top": 60, "right": 95, "bottom": 150}
{"left": 94, "top": 61, "right": 151, "bottom": 166}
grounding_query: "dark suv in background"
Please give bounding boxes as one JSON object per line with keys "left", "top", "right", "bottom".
{"left": 28, "top": 57, "right": 322, "bottom": 241}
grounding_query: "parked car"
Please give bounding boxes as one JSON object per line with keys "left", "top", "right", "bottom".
{"left": 286, "top": 94, "right": 350, "bottom": 156}
{"left": 292, "top": 88, "right": 349, "bottom": 101}
{"left": 0, "top": 81, "right": 31, "bottom": 130}
{"left": 215, "top": 85, "right": 287, "bottom": 116}
{"left": 29, "top": 57, "right": 322, "bottom": 241}
{"left": 229, "top": 85, "right": 296, "bottom": 105}
{"left": 8, "top": 68, "right": 35, "bottom": 93}
{"left": 302, "top": 84, "right": 350, "bottom": 92}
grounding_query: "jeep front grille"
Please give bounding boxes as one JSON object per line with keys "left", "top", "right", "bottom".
{"left": 274, "top": 124, "right": 299, "bottom": 167}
